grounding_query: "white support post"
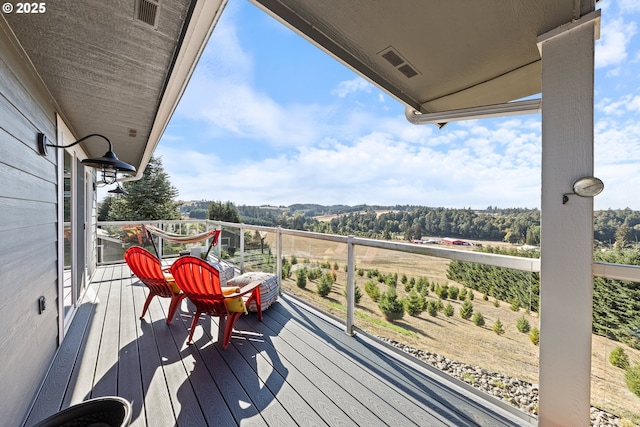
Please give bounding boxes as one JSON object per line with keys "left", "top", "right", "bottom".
{"left": 240, "top": 225, "right": 245, "bottom": 273}
{"left": 537, "top": 11, "right": 599, "bottom": 427}
{"left": 276, "top": 227, "right": 282, "bottom": 289}
{"left": 346, "top": 235, "right": 355, "bottom": 335}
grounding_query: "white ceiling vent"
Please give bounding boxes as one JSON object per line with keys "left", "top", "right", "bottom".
{"left": 135, "top": 0, "right": 160, "bottom": 28}
{"left": 378, "top": 46, "right": 420, "bottom": 79}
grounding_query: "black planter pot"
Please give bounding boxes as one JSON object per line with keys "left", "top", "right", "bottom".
{"left": 32, "top": 396, "right": 132, "bottom": 427}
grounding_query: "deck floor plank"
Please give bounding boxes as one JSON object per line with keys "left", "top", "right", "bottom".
{"left": 131, "top": 276, "right": 178, "bottom": 427}
{"left": 90, "top": 263, "right": 122, "bottom": 398}
{"left": 25, "top": 264, "right": 532, "bottom": 427}
{"left": 61, "top": 263, "right": 115, "bottom": 408}
{"left": 263, "top": 303, "right": 439, "bottom": 426}
{"left": 231, "top": 325, "right": 330, "bottom": 427}
{"left": 168, "top": 299, "right": 270, "bottom": 427}
{"left": 268, "top": 298, "right": 527, "bottom": 427}
{"left": 236, "top": 314, "right": 385, "bottom": 426}
{"left": 236, "top": 314, "right": 365, "bottom": 426}
{"left": 117, "top": 266, "right": 147, "bottom": 427}
{"left": 146, "top": 294, "right": 209, "bottom": 427}
{"left": 267, "top": 301, "right": 468, "bottom": 424}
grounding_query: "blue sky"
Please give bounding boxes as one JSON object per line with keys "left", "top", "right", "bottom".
{"left": 157, "top": 0, "right": 640, "bottom": 210}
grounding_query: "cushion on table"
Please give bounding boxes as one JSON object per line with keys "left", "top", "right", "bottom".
{"left": 226, "top": 272, "right": 279, "bottom": 312}
{"left": 205, "top": 257, "right": 236, "bottom": 286}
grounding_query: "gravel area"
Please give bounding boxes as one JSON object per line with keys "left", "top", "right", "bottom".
{"left": 376, "top": 336, "right": 632, "bottom": 427}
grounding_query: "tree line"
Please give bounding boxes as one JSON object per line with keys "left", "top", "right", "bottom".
{"left": 188, "top": 202, "right": 640, "bottom": 248}
{"left": 448, "top": 247, "right": 640, "bottom": 349}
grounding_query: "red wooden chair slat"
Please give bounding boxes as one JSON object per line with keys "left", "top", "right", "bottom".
{"left": 124, "top": 246, "right": 186, "bottom": 324}
{"left": 170, "top": 256, "right": 262, "bottom": 349}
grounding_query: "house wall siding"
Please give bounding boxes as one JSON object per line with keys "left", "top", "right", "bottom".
{"left": 0, "top": 16, "right": 61, "bottom": 427}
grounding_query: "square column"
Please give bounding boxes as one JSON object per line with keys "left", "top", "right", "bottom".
{"left": 537, "top": 10, "right": 600, "bottom": 426}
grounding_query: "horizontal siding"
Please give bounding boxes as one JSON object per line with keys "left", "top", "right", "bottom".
{"left": 0, "top": 16, "right": 60, "bottom": 427}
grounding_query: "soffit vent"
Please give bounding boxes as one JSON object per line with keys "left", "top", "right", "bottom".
{"left": 381, "top": 50, "right": 404, "bottom": 67}
{"left": 398, "top": 64, "right": 419, "bottom": 78}
{"left": 135, "top": 0, "right": 160, "bottom": 28}
{"left": 378, "top": 46, "right": 420, "bottom": 79}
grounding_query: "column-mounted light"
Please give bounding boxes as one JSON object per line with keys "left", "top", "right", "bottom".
{"left": 37, "top": 133, "right": 136, "bottom": 184}
{"left": 562, "top": 177, "right": 604, "bottom": 204}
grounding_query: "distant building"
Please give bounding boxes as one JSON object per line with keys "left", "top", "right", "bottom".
{"left": 441, "top": 237, "right": 471, "bottom": 246}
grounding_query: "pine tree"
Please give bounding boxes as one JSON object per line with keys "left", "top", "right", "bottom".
{"left": 104, "top": 156, "right": 180, "bottom": 220}
{"left": 208, "top": 200, "right": 241, "bottom": 223}
{"left": 516, "top": 316, "right": 531, "bottom": 333}
{"left": 404, "top": 290, "right": 426, "bottom": 316}
{"left": 493, "top": 319, "right": 505, "bottom": 335}
{"left": 473, "top": 312, "right": 485, "bottom": 327}
{"left": 378, "top": 289, "right": 405, "bottom": 321}
{"left": 459, "top": 299, "right": 474, "bottom": 320}
{"left": 530, "top": 327, "right": 540, "bottom": 345}
{"left": 443, "top": 303, "right": 454, "bottom": 317}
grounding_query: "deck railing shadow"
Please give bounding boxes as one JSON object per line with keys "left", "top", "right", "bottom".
{"left": 83, "top": 285, "right": 288, "bottom": 426}
{"left": 276, "top": 296, "right": 532, "bottom": 426}
{"left": 171, "top": 298, "right": 290, "bottom": 425}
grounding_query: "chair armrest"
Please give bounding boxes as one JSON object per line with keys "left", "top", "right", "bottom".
{"left": 224, "top": 281, "right": 261, "bottom": 299}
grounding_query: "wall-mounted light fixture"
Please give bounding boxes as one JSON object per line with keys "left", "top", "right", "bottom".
{"left": 38, "top": 133, "right": 136, "bottom": 184}
{"left": 562, "top": 176, "right": 604, "bottom": 204}
{"left": 108, "top": 183, "right": 129, "bottom": 196}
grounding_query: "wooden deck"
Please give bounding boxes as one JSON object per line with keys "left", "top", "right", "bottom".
{"left": 24, "top": 263, "right": 533, "bottom": 426}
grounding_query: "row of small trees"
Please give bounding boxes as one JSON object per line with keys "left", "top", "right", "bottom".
{"left": 371, "top": 283, "right": 538, "bottom": 342}
{"left": 286, "top": 256, "right": 539, "bottom": 343}
{"left": 609, "top": 346, "right": 640, "bottom": 398}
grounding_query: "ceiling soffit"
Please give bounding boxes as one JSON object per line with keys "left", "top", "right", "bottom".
{"left": 251, "top": 0, "right": 593, "bottom": 113}
{"left": 5, "top": 0, "right": 193, "bottom": 169}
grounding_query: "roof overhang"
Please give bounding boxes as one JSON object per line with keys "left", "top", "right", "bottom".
{"left": 4, "top": 0, "right": 226, "bottom": 178}
{"left": 249, "top": 0, "right": 595, "bottom": 122}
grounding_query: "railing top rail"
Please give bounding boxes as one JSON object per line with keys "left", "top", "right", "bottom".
{"left": 98, "top": 220, "right": 640, "bottom": 280}
{"left": 350, "top": 236, "right": 541, "bottom": 272}
{"left": 592, "top": 262, "right": 640, "bottom": 283}
{"left": 203, "top": 220, "right": 540, "bottom": 272}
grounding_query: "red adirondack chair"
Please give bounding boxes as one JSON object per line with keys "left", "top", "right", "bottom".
{"left": 170, "top": 256, "right": 262, "bottom": 349}
{"left": 124, "top": 246, "right": 186, "bottom": 324}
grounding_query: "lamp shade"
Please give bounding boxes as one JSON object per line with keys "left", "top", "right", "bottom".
{"left": 38, "top": 132, "right": 136, "bottom": 174}
{"left": 82, "top": 150, "right": 136, "bottom": 173}
{"left": 108, "top": 184, "right": 129, "bottom": 195}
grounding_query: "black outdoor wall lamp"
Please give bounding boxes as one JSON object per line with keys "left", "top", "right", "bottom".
{"left": 37, "top": 132, "right": 136, "bottom": 185}
{"left": 562, "top": 176, "right": 604, "bottom": 204}
{"left": 108, "top": 183, "right": 129, "bottom": 196}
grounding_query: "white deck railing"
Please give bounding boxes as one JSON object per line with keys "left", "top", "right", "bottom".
{"left": 97, "top": 219, "right": 640, "bottom": 334}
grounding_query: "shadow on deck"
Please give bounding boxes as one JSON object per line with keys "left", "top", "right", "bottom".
{"left": 24, "top": 263, "right": 533, "bottom": 426}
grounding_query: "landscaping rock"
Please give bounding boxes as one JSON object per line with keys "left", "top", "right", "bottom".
{"left": 375, "top": 335, "right": 629, "bottom": 427}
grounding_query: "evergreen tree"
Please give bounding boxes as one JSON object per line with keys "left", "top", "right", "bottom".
{"left": 378, "top": 289, "right": 405, "bottom": 321}
{"left": 615, "top": 224, "right": 632, "bottom": 249}
{"left": 473, "top": 312, "right": 485, "bottom": 327}
{"left": 98, "top": 195, "right": 115, "bottom": 221}
{"left": 459, "top": 299, "right": 474, "bottom": 320}
{"left": 208, "top": 200, "right": 241, "bottom": 223}
{"left": 404, "top": 290, "right": 426, "bottom": 316}
{"left": 104, "top": 156, "right": 180, "bottom": 220}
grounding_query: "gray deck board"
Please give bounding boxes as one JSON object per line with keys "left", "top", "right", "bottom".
{"left": 262, "top": 303, "right": 441, "bottom": 426}
{"left": 25, "top": 264, "right": 532, "bottom": 427}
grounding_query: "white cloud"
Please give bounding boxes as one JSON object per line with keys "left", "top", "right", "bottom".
{"left": 157, "top": 0, "right": 640, "bottom": 210}
{"left": 597, "top": 94, "right": 640, "bottom": 115}
{"left": 331, "top": 77, "right": 373, "bottom": 98}
{"left": 596, "top": 18, "right": 637, "bottom": 68}
{"left": 161, "top": 119, "right": 544, "bottom": 208}
{"left": 618, "top": 0, "right": 640, "bottom": 14}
